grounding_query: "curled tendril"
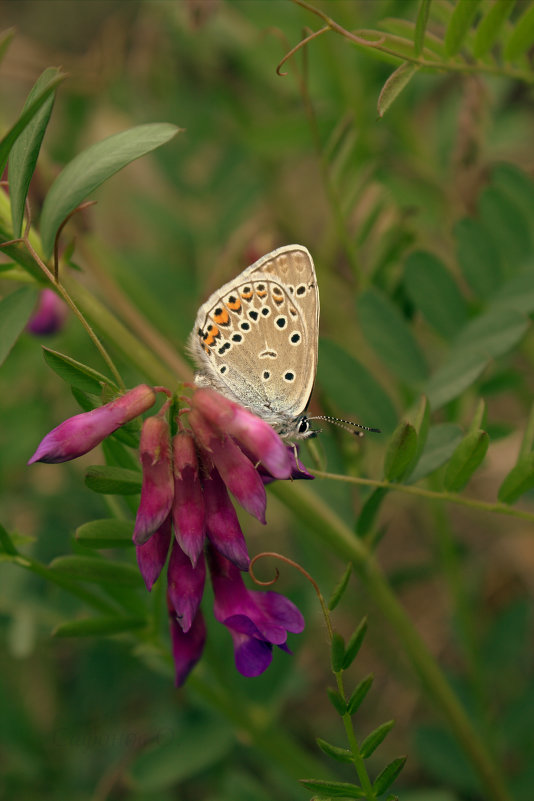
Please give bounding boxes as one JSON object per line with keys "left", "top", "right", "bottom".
{"left": 250, "top": 551, "right": 333, "bottom": 637}
{"left": 277, "top": 25, "right": 330, "bottom": 76}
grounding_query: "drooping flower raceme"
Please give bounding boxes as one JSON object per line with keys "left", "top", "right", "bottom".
{"left": 29, "top": 384, "right": 309, "bottom": 685}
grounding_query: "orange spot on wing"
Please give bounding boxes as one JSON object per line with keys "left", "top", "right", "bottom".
{"left": 240, "top": 290, "right": 253, "bottom": 301}
{"left": 213, "top": 308, "right": 230, "bottom": 325}
{"left": 256, "top": 290, "right": 267, "bottom": 298}
{"left": 227, "top": 298, "right": 242, "bottom": 311}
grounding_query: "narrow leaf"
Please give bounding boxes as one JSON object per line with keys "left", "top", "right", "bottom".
{"left": 384, "top": 422, "right": 417, "bottom": 482}
{"left": 75, "top": 518, "right": 135, "bottom": 548}
{"left": 53, "top": 616, "right": 146, "bottom": 637}
{"left": 409, "top": 424, "right": 463, "bottom": 484}
{"left": 328, "top": 563, "right": 352, "bottom": 611}
{"left": 40, "top": 123, "right": 181, "bottom": 258}
{"left": 478, "top": 186, "right": 532, "bottom": 272}
{"left": 85, "top": 465, "right": 141, "bottom": 495}
{"left": 454, "top": 217, "right": 502, "bottom": 298}
{"left": 373, "top": 756, "right": 407, "bottom": 794}
{"left": 357, "top": 289, "right": 428, "bottom": 384}
{"left": 356, "top": 487, "right": 389, "bottom": 537}
{"left": 377, "top": 62, "right": 419, "bottom": 118}
{"left": 42, "top": 346, "right": 118, "bottom": 394}
{"left": 9, "top": 68, "right": 60, "bottom": 237}
{"left": 406, "top": 395, "right": 430, "bottom": 475}
{"left": 327, "top": 687, "right": 347, "bottom": 716}
{"left": 331, "top": 632, "right": 346, "bottom": 673}
{"left": 299, "top": 779, "right": 365, "bottom": 798}
{"left": 360, "top": 719, "right": 395, "bottom": 758}
{"left": 443, "top": 430, "right": 489, "bottom": 492}
{"left": 424, "top": 349, "right": 487, "bottom": 411}
{"left": 498, "top": 454, "right": 534, "bottom": 504}
{"left": 0, "top": 286, "right": 39, "bottom": 367}
{"left": 404, "top": 250, "right": 467, "bottom": 339}
{"left": 0, "top": 28, "right": 15, "bottom": 66}
{"left": 468, "top": 398, "right": 487, "bottom": 433}
{"left": 0, "top": 70, "right": 65, "bottom": 177}
{"left": 316, "top": 738, "right": 353, "bottom": 764}
{"left": 342, "top": 617, "right": 368, "bottom": 670}
{"left": 445, "top": 0, "right": 483, "bottom": 55}
{"left": 0, "top": 522, "right": 18, "bottom": 555}
{"left": 414, "top": 0, "right": 432, "bottom": 55}
{"left": 347, "top": 674, "right": 374, "bottom": 715}
{"left": 504, "top": 2, "right": 534, "bottom": 60}
{"left": 455, "top": 307, "right": 529, "bottom": 360}
{"left": 49, "top": 555, "right": 143, "bottom": 586}
{"left": 318, "top": 338, "right": 397, "bottom": 434}
{"left": 473, "top": 0, "right": 516, "bottom": 58}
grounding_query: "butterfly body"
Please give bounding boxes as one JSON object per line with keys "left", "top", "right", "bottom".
{"left": 189, "top": 245, "right": 319, "bottom": 440}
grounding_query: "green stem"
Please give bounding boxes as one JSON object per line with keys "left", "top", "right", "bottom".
{"left": 270, "top": 481, "right": 513, "bottom": 801}
{"left": 312, "top": 469, "right": 534, "bottom": 525}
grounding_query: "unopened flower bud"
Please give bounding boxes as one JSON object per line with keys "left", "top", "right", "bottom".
{"left": 133, "top": 416, "right": 174, "bottom": 545}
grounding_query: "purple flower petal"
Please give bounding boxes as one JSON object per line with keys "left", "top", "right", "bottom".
{"left": 189, "top": 408, "right": 266, "bottom": 524}
{"left": 133, "top": 416, "right": 174, "bottom": 545}
{"left": 135, "top": 514, "right": 172, "bottom": 591}
{"left": 167, "top": 540, "right": 205, "bottom": 633}
{"left": 232, "top": 631, "right": 273, "bottom": 677}
{"left": 169, "top": 604, "right": 206, "bottom": 687}
{"left": 172, "top": 433, "right": 205, "bottom": 566}
{"left": 28, "top": 384, "right": 156, "bottom": 464}
{"left": 26, "top": 288, "right": 68, "bottom": 336}
{"left": 258, "top": 445, "right": 315, "bottom": 485}
{"left": 202, "top": 465, "right": 250, "bottom": 570}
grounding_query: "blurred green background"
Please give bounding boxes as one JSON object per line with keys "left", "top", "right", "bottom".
{"left": 1, "top": 1, "right": 534, "bottom": 799}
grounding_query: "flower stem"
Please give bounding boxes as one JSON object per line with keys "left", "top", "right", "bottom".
{"left": 270, "top": 480, "right": 514, "bottom": 801}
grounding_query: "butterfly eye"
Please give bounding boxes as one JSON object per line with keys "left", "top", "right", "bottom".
{"left": 298, "top": 417, "right": 309, "bottom": 434}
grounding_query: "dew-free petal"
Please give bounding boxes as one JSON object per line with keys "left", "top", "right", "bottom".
{"left": 167, "top": 540, "right": 206, "bottom": 633}
{"left": 26, "top": 288, "right": 68, "bottom": 336}
{"left": 28, "top": 384, "right": 156, "bottom": 464}
{"left": 202, "top": 466, "right": 250, "bottom": 571}
{"left": 172, "top": 433, "right": 205, "bottom": 566}
{"left": 169, "top": 603, "right": 206, "bottom": 687}
{"left": 133, "top": 416, "right": 174, "bottom": 545}
{"left": 136, "top": 514, "right": 172, "bottom": 591}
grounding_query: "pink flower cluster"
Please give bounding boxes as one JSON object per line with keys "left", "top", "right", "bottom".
{"left": 29, "top": 385, "right": 311, "bottom": 684}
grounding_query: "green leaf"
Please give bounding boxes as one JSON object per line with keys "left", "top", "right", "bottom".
{"left": 357, "top": 289, "right": 428, "bottom": 384}
{"left": 373, "top": 756, "right": 407, "bottom": 795}
{"left": 9, "top": 68, "right": 60, "bottom": 238}
{"left": 0, "top": 522, "right": 18, "bottom": 556}
{"left": 40, "top": 123, "right": 181, "bottom": 258}
{"left": 342, "top": 617, "right": 368, "bottom": 670}
{"left": 85, "top": 465, "right": 141, "bottom": 495}
{"left": 316, "top": 738, "right": 353, "bottom": 764}
{"left": 478, "top": 186, "right": 532, "bottom": 273}
{"left": 0, "top": 286, "right": 39, "bottom": 367}
{"left": 443, "top": 430, "right": 489, "bottom": 492}
{"left": 473, "top": 0, "right": 516, "bottom": 58}
{"left": 318, "top": 338, "right": 397, "bottom": 434}
{"left": 424, "top": 349, "right": 487, "bottom": 411}
{"left": 328, "top": 563, "right": 352, "bottom": 611}
{"left": 42, "top": 346, "right": 118, "bottom": 394}
{"left": 491, "top": 163, "right": 534, "bottom": 229}
{"left": 406, "top": 395, "right": 430, "bottom": 474}
{"left": 347, "top": 673, "right": 374, "bottom": 715}
{"left": 445, "top": 0, "right": 483, "bottom": 55}
{"left": 377, "top": 62, "right": 419, "bottom": 118}
{"left": 0, "top": 69, "right": 65, "bottom": 178}
{"left": 331, "top": 632, "right": 346, "bottom": 673}
{"left": 404, "top": 251, "right": 467, "bottom": 339}
{"left": 455, "top": 307, "right": 529, "bottom": 360}
{"left": 75, "top": 518, "right": 135, "bottom": 549}
{"left": 384, "top": 422, "right": 418, "bottom": 482}
{"left": 49, "top": 555, "right": 143, "bottom": 586}
{"left": 53, "top": 615, "right": 146, "bottom": 637}
{"left": 299, "top": 779, "right": 365, "bottom": 798}
{"left": 0, "top": 28, "right": 15, "bottom": 67}
{"left": 498, "top": 453, "right": 534, "bottom": 504}
{"left": 327, "top": 687, "right": 347, "bottom": 716}
{"left": 409, "top": 424, "right": 463, "bottom": 483}
{"left": 414, "top": 0, "right": 432, "bottom": 55}
{"left": 504, "top": 2, "right": 534, "bottom": 60}
{"left": 356, "top": 487, "right": 389, "bottom": 537}
{"left": 454, "top": 217, "right": 502, "bottom": 298}
{"left": 360, "top": 719, "right": 395, "bottom": 758}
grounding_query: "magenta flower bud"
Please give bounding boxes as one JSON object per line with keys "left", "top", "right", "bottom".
{"left": 136, "top": 514, "right": 172, "bottom": 591}
{"left": 257, "top": 445, "right": 314, "bottom": 485}
{"left": 202, "top": 464, "right": 250, "bottom": 571}
{"left": 167, "top": 540, "right": 206, "bottom": 633}
{"left": 26, "top": 288, "right": 68, "bottom": 336}
{"left": 189, "top": 408, "right": 266, "bottom": 524}
{"left": 208, "top": 546, "right": 305, "bottom": 678}
{"left": 192, "top": 389, "right": 292, "bottom": 479}
{"left": 133, "top": 416, "right": 174, "bottom": 546}
{"left": 168, "top": 600, "right": 206, "bottom": 687}
{"left": 28, "top": 384, "right": 156, "bottom": 465}
{"left": 172, "top": 433, "right": 205, "bottom": 566}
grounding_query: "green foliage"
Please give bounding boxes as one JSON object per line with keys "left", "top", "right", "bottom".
{"left": 0, "top": 286, "right": 38, "bottom": 366}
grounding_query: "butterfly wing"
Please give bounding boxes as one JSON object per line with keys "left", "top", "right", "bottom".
{"left": 190, "top": 245, "right": 319, "bottom": 425}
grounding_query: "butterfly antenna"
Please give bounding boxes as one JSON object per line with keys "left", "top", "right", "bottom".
{"left": 307, "top": 415, "right": 381, "bottom": 437}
